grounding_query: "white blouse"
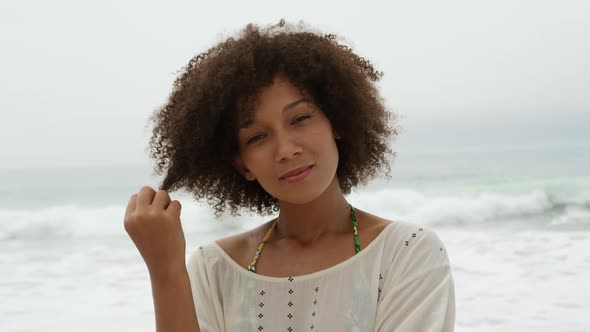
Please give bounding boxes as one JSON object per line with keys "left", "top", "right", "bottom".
{"left": 186, "top": 221, "right": 455, "bottom": 331}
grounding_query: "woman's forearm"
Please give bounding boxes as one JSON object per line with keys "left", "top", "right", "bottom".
{"left": 150, "top": 269, "right": 201, "bottom": 332}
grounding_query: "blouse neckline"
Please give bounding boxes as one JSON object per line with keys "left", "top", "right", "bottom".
{"left": 210, "top": 221, "right": 396, "bottom": 283}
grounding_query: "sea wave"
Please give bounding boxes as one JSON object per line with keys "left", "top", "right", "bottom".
{"left": 2, "top": 186, "right": 589, "bottom": 240}
{"left": 350, "top": 188, "right": 590, "bottom": 229}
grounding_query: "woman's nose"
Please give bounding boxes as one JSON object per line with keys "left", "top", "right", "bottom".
{"left": 275, "top": 132, "right": 303, "bottom": 161}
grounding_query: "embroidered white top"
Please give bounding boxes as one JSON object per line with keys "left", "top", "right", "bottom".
{"left": 186, "top": 221, "right": 455, "bottom": 332}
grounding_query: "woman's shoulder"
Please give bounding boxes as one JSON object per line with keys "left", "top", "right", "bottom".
{"left": 350, "top": 207, "right": 391, "bottom": 240}
{"left": 354, "top": 209, "right": 440, "bottom": 250}
{"left": 212, "top": 219, "right": 275, "bottom": 269}
{"left": 352, "top": 210, "right": 449, "bottom": 265}
{"left": 376, "top": 218, "right": 452, "bottom": 281}
{"left": 376, "top": 217, "right": 448, "bottom": 256}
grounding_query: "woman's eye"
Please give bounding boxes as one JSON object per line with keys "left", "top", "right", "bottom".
{"left": 292, "top": 115, "right": 311, "bottom": 124}
{"left": 247, "top": 134, "right": 264, "bottom": 144}
{"left": 245, "top": 115, "right": 311, "bottom": 145}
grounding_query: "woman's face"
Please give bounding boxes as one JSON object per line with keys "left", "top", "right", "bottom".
{"left": 233, "top": 75, "right": 340, "bottom": 204}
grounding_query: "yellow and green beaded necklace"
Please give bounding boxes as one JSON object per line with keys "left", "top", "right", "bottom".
{"left": 247, "top": 203, "right": 360, "bottom": 273}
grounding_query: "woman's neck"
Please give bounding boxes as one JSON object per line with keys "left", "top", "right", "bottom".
{"left": 274, "top": 177, "right": 351, "bottom": 245}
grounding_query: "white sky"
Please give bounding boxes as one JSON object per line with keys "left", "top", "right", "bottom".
{"left": 1, "top": 0, "right": 589, "bottom": 170}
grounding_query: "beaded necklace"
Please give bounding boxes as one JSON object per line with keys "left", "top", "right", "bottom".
{"left": 247, "top": 203, "right": 360, "bottom": 273}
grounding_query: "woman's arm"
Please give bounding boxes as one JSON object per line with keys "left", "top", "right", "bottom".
{"left": 375, "top": 227, "right": 455, "bottom": 331}
{"left": 123, "top": 186, "right": 201, "bottom": 332}
{"left": 185, "top": 247, "right": 226, "bottom": 332}
{"left": 150, "top": 269, "right": 201, "bottom": 332}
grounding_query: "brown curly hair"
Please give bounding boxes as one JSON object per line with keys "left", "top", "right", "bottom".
{"left": 147, "top": 19, "right": 398, "bottom": 218}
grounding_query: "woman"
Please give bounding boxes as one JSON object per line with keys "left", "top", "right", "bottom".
{"left": 124, "top": 19, "right": 455, "bottom": 331}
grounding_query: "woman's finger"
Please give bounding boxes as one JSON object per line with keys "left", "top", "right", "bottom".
{"left": 137, "top": 186, "right": 156, "bottom": 209}
{"left": 152, "top": 190, "right": 171, "bottom": 210}
{"left": 166, "top": 200, "right": 182, "bottom": 218}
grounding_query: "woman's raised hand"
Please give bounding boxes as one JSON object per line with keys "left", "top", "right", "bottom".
{"left": 124, "top": 186, "right": 187, "bottom": 279}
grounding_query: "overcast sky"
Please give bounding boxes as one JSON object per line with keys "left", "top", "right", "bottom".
{"left": 1, "top": 0, "right": 589, "bottom": 170}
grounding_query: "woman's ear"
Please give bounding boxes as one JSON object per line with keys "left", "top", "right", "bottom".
{"left": 232, "top": 157, "right": 256, "bottom": 181}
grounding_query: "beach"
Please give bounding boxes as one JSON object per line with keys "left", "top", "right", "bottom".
{"left": 1, "top": 145, "right": 589, "bottom": 331}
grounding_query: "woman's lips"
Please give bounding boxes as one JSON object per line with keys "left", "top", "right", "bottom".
{"left": 281, "top": 165, "right": 313, "bottom": 183}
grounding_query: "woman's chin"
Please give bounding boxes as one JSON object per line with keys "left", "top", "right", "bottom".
{"left": 273, "top": 174, "right": 340, "bottom": 205}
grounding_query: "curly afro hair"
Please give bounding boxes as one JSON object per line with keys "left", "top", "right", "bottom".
{"left": 147, "top": 19, "right": 398, "bottom": 218}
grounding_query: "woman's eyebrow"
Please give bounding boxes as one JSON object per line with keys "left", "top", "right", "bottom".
{"left": 283, "top": 97, "right": 311, "bottom": 113}
{"left": 239, "top": 97, "right": 311, "bottom": 129}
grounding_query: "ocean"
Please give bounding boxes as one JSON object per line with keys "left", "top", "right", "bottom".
{"left": 1, "top": 143, "right": 589, "bottom": 331}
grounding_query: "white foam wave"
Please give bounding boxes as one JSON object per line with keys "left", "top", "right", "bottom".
{"left": 549, "top": 206, "right": 590, "bottom": 227}
{"left": 2, "top": 187, "right": 588, "bottom": 240}
{"left": 0, "top": 201, "right": 240, "bottom": 241}
{"left": 349, "top": 188, "right": 554, "bottom": 226}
